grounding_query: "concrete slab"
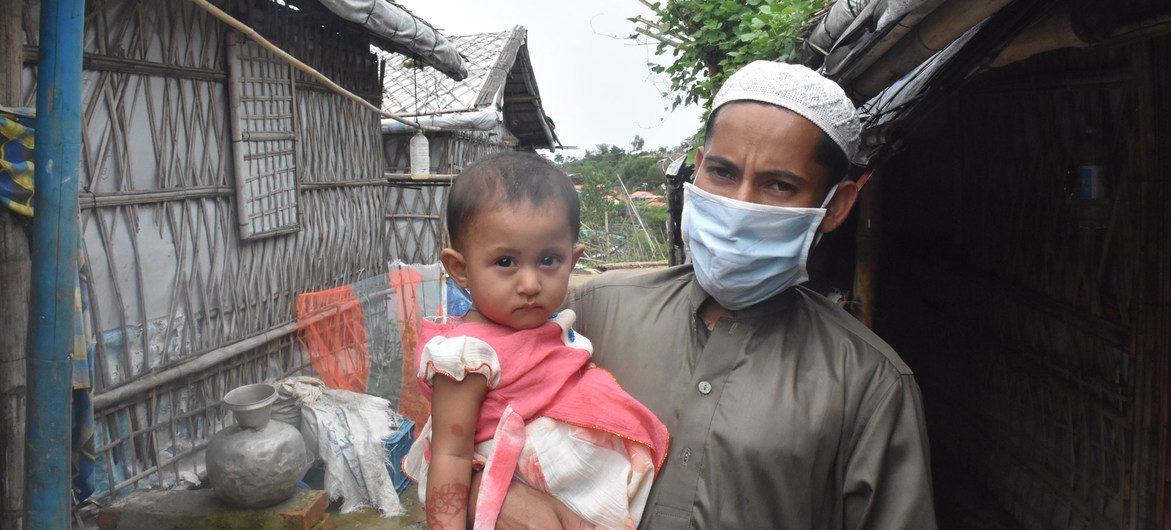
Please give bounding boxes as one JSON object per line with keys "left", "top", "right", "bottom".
{"left": 313, "top": 485, "right": 427, "bottom": 529}
{"left": 97, "top": 488, "right": 328, "bottom": 530}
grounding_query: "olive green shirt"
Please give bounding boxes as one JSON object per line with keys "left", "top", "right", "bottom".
{"left": 567, "top": 266, "right": 937, "bottom": 529}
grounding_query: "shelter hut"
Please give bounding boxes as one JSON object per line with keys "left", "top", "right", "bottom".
{"left": 374, "top": 26, "right": 562, "bottom": 262}
{"left": 3, "top": 0, "right": 466, "bottom": 521}
{"left": 794, "top": 1, "right": 1171, "bottom": 528}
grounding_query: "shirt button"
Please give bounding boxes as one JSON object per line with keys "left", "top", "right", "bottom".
{"left": 698, "top": 381, "right": 712, "bottom": 395}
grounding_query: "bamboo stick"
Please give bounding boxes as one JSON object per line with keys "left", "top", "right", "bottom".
{"left": 92, "top": 322, "right": 298, "bottom": 412}
{"left": 93, "top": 281, "right": 396, "bottom": 412}
{"left": 634, "top": 28, "right": 684, "bottom": 49}
{"left": 80, "top": 187, "right": 234, "bottom": 209}
{"left": 591, "top": 260, "right": 669, "bottom": 271}
{"left": 384, "top": 172, "right": 457, "bottom": 183}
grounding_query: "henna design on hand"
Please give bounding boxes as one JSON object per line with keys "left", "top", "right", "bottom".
{"left": 428, "top": 482, "right": 471, "bottom": 529}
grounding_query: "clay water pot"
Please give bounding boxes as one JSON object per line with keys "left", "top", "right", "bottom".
{"left": 206, "top": 383, "right": 308, "bottom": 508}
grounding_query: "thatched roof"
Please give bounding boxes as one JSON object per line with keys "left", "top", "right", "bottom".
{"left": 379, "top": 26, "right": 560, "bottom": 150}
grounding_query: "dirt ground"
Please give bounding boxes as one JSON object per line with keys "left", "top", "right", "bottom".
{"left": 568, "top": 270, "right": 601, "bottom": 292}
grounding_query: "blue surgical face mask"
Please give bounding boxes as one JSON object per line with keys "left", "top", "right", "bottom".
{"left": 681, "top": 182, "right": 835, "bottom": 310}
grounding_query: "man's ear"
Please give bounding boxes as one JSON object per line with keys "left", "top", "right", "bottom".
{"left": 694, "top": 146, "right": 704, "bottom": 171}
{"left": 441, "top": 248, "right": 470, "bottom": 289}
{"left": 818, "top": 180, "right": 859, "bottom": 234}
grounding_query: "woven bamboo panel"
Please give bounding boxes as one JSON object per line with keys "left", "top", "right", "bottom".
{"left": 46, "top": 0, "right": 404, "bottom": 391}
{"left": 384, "top": 184, "right": 446, "bottom": 265}
{"left": 16, "top": 0, "right": 467, "bottom": 509}
{"left": 82, "top": 0, "right": 225, "bottom": 70}
{"left": 298, "top": 90, "right": 381, "bottom": 184}
{"left": 23, "top": 0, "right": 421, "bottom": 398}
{"left": 876, "top": 37, "right": 1166, "bottom": 530}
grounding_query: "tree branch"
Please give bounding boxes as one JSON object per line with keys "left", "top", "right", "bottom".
{"left": 635, "top": 27, "right": 685, "bottom": 48}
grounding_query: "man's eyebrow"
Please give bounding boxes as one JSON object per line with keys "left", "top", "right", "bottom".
{"left": 704, "top": 154, "right": 738, "bottom": 169}
{"left": 705, "top": 154, "right": 807, "bottom": 183}
{"left": 764, "top": 168, "right": 807, "bottom": 183}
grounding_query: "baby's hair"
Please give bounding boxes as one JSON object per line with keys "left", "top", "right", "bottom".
{"left": 447, "top": 151, "right": 580, "bottom": 250}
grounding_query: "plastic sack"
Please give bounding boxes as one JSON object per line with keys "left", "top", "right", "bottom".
{"left": 288, "top": 377, "right": 407, "bottom": 516}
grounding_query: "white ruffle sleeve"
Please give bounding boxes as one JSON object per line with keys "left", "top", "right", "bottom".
{"left": 416, "top": 334, "right": 502, "bottom": 389}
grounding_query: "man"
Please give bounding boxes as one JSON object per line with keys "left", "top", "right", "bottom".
{"left": 491, "top": 61, "right": 937, "bottom": 529}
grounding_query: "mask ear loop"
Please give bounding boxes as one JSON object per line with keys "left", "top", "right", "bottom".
{"left": 819, "top": 183, "right": 840, "bottom": 209}
{"left": 812, "top": 183, "right": 840, "bottom": 247}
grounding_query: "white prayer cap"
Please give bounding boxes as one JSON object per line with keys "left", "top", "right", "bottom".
{"left": 712, "top": 61, "right": 861, "bottom": 161}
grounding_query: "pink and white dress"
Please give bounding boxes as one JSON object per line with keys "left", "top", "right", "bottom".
{"left": 403, "top": 310, "right": 669, "bottom": 530}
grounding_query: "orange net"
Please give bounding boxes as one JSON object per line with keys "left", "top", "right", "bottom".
{"left": 297, "top": 285, "right": 371, "bottom": 392}
{"left": 389, "top": 267, "right": 430, "bottom": 435}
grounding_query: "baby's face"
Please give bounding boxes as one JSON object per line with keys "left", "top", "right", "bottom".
{"left": 459, "top": 200, "right": 582, "bottom": 330}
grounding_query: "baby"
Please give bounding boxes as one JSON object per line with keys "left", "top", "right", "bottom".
{"left": 403, "top": 152, "right": 669, "bottom": 529}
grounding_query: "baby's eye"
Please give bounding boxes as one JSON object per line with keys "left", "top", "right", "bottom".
{"left": 539, "top": 255, "right": 562, "bottom": 267}
{"left": 495, "top": 257, "right": 516, "bottom": 268}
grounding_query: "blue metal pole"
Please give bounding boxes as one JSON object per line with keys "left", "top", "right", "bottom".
{"left": 27, "top": 0, "right": 84, "bottom": 527}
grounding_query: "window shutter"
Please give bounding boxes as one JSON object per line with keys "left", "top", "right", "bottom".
{"left": 226, "top": 32, "right": 299, "bottom": 239}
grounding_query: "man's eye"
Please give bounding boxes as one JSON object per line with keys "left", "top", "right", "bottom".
{"left": 539, "top": 255, "right": 562, "bottom": 267}
{"left": 708, "top": 166, "right": 733, "bottom": 179}
{"left": 495, "top": 257, "right": 515, "bottom": 267}
{"left": 769, "top": 180, "right": 797, "bottom": 193}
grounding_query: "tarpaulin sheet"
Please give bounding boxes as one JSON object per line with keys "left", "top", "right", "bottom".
{"left": 316, "top": 0, "right": 467, "bottom": 81}
{"left": 0, "top": 106, "right": 35, "bottom": 216}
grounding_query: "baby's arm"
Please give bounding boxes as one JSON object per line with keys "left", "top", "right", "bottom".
{"left": 427, "top": 373, "right": 489, "bottom": 530}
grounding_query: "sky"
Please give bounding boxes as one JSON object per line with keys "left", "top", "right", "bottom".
{"left": 400, "top": 0, "right": 705, "bottom": 158}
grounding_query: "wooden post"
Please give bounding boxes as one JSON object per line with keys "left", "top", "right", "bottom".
{"left": 0, "top": 0, "right": 29, "bottom": 528}
{"left": 0, "top": 214, "right": 28, "bottom": 530}
{"left": 1129, "top": 38, "right": 1171, "bottom": 530}
{"left": 853, "top": 171, "right": 881, "bottom": 328}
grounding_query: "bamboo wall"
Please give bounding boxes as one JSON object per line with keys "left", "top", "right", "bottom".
{"left": 876, "top": 33, "right": 1171, "bottom": 530}
{"left": 15, "top": 0, "right": 433, "bottom": 503}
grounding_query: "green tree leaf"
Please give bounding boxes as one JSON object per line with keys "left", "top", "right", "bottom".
{"left": 630, "top": 0, "right": 830, "bottom": 115}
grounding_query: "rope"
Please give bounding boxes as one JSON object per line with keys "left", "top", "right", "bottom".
{"left": 188, "top": 0, "right": 438, "bottom": 132}
{"left": 414, "top": 64, "right": 421, "bottom": 127}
